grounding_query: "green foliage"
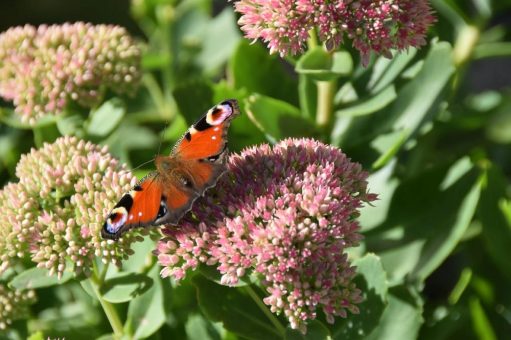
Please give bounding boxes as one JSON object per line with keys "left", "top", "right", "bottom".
{"left": 1, "top": 0, "right": 511, "bottom": 339}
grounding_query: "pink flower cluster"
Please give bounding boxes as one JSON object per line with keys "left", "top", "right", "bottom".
{"left": 235, "top": 0, "right": 435, "bottom": 65}
{"left": 0, "top": 22, "right": 141, "bottom": 125}
{"left": 156, "top": 138, "right": 376, "bottom": 332}
{"left": 0, "top": 137, "right": 143, "bottom": 278}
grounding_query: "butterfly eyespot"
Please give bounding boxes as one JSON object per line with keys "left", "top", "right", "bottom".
{"left": 157, "top": 197, "right": 168, "bottom": 219}
{"left": 109, "top": 212, "right": 120, "bottom": 222}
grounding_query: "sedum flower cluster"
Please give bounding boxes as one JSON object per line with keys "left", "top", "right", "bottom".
{"left": 0, "top": 22, "right": 141, "bottom": 125}
{"left": 156, "top": 138, "right": 376, "bottom": 332}
{"left": 0, "top": 283, "right": 36, "bottom": 330}
{"left": 0, "top": 136, "right": 143, "bottom": 278}
{"left": 235, "top": 0, "right": 435, "bottom": 65}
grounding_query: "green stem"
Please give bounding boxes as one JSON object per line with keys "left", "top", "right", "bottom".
{"left": 453, "top": 25, "right": 480, "bottom": 67}
{"left": 91, "top": 263, "right": 124, "bottom": 337}
{"left": 244, "top": 285, "right": 286, "bottom": 336}
{"left": 306, "top": 29, "right": 336, "bottom": 129}
{"left": 142, "top": 74, "right": 171, "bottom": 120}
{"left": 307, "top": 28, "right": 319, "bottom": 49}
{"left": 315, "top": 79, "right": 336, "bottom": 128}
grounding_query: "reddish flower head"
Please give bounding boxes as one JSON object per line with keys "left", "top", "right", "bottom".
{"left": 234, "top": 0, "right": 436, "bottom": 65}
{"left": 156, "top": 138, "right": 376, "bottom": 332}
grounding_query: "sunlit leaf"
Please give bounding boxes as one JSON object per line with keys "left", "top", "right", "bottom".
{"left": 9, "top": 267, "right": 73, "bottom": 290}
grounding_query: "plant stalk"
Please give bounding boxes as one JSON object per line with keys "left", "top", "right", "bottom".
{"left": 315, "top": 79, "right": 336, "bottom": 128}
{"left": 91, "top": 263, "right": 124, "bottom": 337}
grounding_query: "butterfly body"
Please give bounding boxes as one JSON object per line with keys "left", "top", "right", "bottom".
{"left": 102, "top": 99, "right": 240, "bottom": 240}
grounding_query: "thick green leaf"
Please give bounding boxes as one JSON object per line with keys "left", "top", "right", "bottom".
{"left": 122, "top": 237, "right": 157, "bottom": 273}
{"left": 185, "top": 313, "right": 224, "bottom": 340}
{"left": 245, "top": 94, "right": 315, "bottom": 143}
{"left": 193, "top": 275, "right": 283, "bottom": 340}
{"left": 163, "top": 113, "right": 189, "bottom": 143}
{"left": 126, "top": 266, "right": 165, "bottom": 339}
{"left": 333, "top": 41, "right": 454, "bottom": 163}
{"left": 100, "top": 272, "right": 153, "bottom": 303}
{"left": 27, "top": 331, "right": 44, "bottom": 340}
{"left": 474, "top": 42, "right": 511, "bottom": 59}
{"left": 95, "top": 334, "right": 115, "bottom": 340}
{"left": 358, "top": 160, "right": 399, "bottom": 232}
{"left": 370, "top": 130, "right": 408, "bottom": 169}
{"left": 365, "top": 157, "right": 482, "bottom": 284}
{"left": 486, "top": 99, "right": 511, "bottom": 143}
{"left": 142, "top": 52, "right": 171, "bottom": 70}
{"left": 0, "top": 108, "right": 57, "bottom": 130}
{"left": 9, "top": 267, "right": 73, "bottom": 290}
{"left": 367, "top": 49, "right": 417, "bottom": 93}
{"left": 390, "top": 42, "right": 454, "bottom": 132}
{"left": 79, "top": 278, "right": 95, "bottom": 299}
{"left": 335, "top": 86, "right": 396, "bottom": 118}
{"left": 298, "top": 74, "right": 317, "bottom": 119}
{"left": 33, "top": 122, "right": 61, "bottom": 147}
{"left": 56, "top": 113, "right": 85, "bottom": 136}
{"left": 196, "top": 8, "right": 241, "bottom": 73}
{"left": 332, "top": 254, "right": 388, "bottom": 339}
{"left": 230, "top": 40, "right": 298, "bottom": 105}
{"left": 285, "top": 320, "right": 330, "bottom": 339}
{"left": 104, "top": 122, "right": 158, "bottom": 165}
{"left": 365, "top": 286, "right": 423, "bottom": 340}
{"left": 173, "top": 79, "right": 214, "bottom": 124}
{"left": 296, "top": 48, "right": 353, "bottom": 81}
{"left": 478, "top": 165, "right": 511, "bottom": 281}
{"left": 354, "top": 254, "right": 388, "bottom": 299}
{"left": 87, "top": 98, "right": 125, "bottom": 137}
{"left": 469, "top": 297, "right": 497, "bottom": 340}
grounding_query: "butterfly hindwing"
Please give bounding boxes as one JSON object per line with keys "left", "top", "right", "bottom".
{"left": 102, "top": 174, "right": 164, "bottom": 239}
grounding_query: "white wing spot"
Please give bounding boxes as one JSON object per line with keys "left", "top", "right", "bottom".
{"left": 129, "top": 214, "right": 133, "bottom": 220}
{"left": 212, "top": 136, "right": 217, "bottom": 140}
{"left": 213, "top": 127, "right": 219, "bottom": 131}
{"left": 138, "top": 212, "right": 142, "bottom": 217}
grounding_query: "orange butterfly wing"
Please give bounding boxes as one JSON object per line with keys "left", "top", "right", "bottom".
{"left": 102, "top": 174, "right": 165, "bottom": 239}
{"left": 174, "top": 99, "right": 239, "bottom": 159}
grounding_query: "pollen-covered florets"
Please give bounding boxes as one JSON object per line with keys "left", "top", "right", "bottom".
{"left": 0, "top": 136, "right": 144, "bottom": 278}
{"left": 234, "top": 0, "right": 436, "bottom": 65}
{"left": 0, "top": 22, "right": 141, "bottom": 124}
{"left": 156, "top": 138, "right": 376, "bottom": 332}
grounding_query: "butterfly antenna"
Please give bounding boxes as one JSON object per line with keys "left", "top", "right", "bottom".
{"left": 129, "top": 158, "right": 156, "bottom": 173}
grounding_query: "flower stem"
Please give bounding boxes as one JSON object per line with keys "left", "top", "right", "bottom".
{"left": 316, "top": 79, "right": 336, "bottom": 128}
{"left": 244, "top": 285, "right": 286, "bottom": 336}
{"left": 306, "top": 29, "right": 336, "bottom": 129}
{"left": 91, "top": 263, "right": 124, "bottom": 337}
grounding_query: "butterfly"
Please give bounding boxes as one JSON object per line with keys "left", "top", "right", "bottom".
{"left": 102, "top": 99, "right": 240, "bottom": 240}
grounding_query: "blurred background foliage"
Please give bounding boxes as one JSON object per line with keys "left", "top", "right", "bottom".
{"left": 0, "top": 0, "right": 511, "bottom": 339}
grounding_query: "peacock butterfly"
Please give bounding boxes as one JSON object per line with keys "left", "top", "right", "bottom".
{"left": 102, "top": 99, "right": 240, "bottom": 240}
